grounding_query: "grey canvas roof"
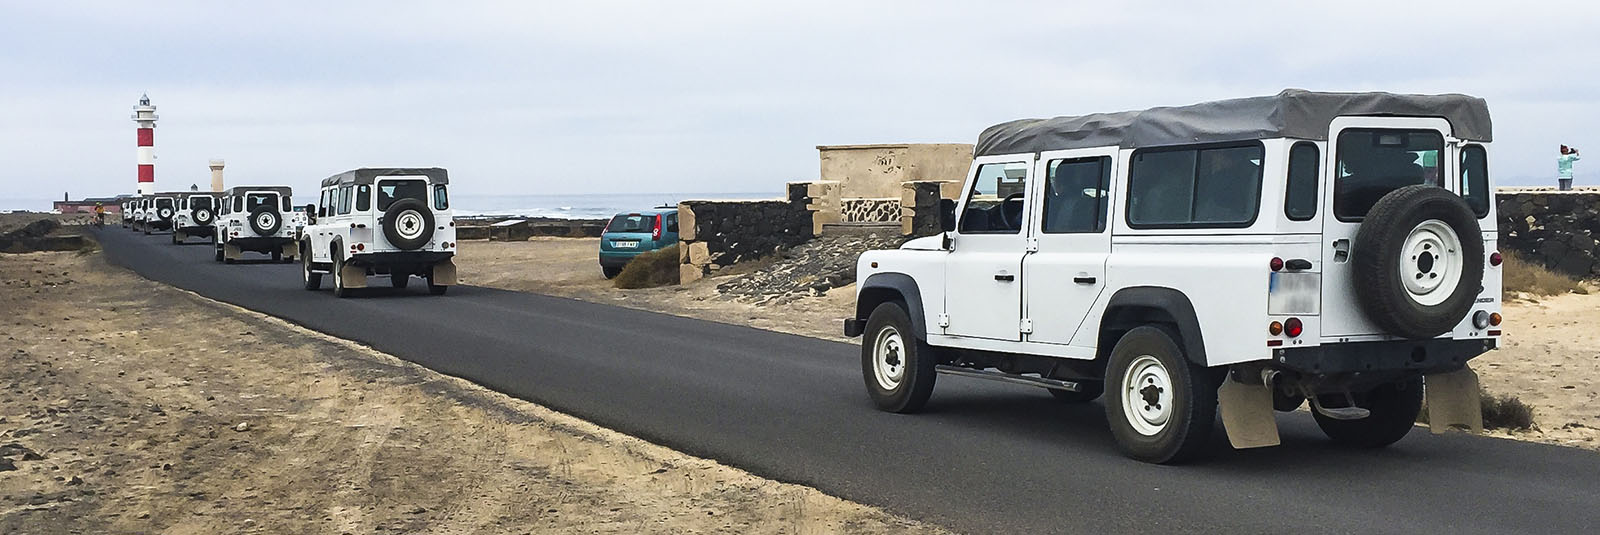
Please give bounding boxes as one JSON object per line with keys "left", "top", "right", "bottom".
{"left": 226, "top": 186, "right": 292, "bottom": 196}
{"left": 974, "top": 89, "right": 1492, "bottom": 157}
{"left": 321, "top": 168, "right": 448, "bottom": 188}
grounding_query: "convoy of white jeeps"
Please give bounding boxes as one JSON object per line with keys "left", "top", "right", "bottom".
{"left": 110, "top": 90, "right": 1506, "bottom": 463}
{"left": 847, "top": 90, "right": 1500, "bottom": 463}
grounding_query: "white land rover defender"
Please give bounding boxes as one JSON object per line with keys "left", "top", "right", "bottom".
{"left": 128, "top": 197, "right": 147, "bottom": 231}
{"left": 214, "top": 186, "right": 303, "bottom": 264}
{"left": 299, "top": 168, "right": 457, "bottom": 297}
{"left": 140, "top": 193, "right": 180, "bottom": 235}
{"left": 847, "top": 90, "right": 1501, "bottom": 464}
{"left": 169, "top": 192, "right": 223, "bottom": 244}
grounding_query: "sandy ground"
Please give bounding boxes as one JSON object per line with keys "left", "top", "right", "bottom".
{"left": 459, "top": 239, "right": 856, "bottom": 342}
{"left": 0, "top": 250, "right": 942, "bottom": 534}
{"left": 458, "top": 238, "right": 1600, "bottom": 451}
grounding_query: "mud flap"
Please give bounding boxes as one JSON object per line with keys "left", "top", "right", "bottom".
{"left": 1426, "top": 367, "right": 1483, "bottom": 434}
{"left": 223, "top": 243, "right": 242, "bottom": 261}
{"left": 431, "top": 259, "right": 457, "bottom": 286}
{"left": 280, "top": 242, "right": 297, "bottom": 259}
{"left": 340, "top": 263, "right": 369, "bottom": 288}
{"left": 1218, "top": 375, "right": 1281, "bottom": 449}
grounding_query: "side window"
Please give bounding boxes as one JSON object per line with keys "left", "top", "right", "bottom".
{"left": 1461, "top": 145, "right": 1490, "bottom": 217}
{"left": 665, "top": 213, "right": 678, "bottom": 233}
{"left": 281, "top": 195, "right": 292, "bottom": 212}
{"left": 1285, "top": 142, "right": 1320, "bottom": 221}
{"left": 1041, "top": 156, "right": 1111, "bottom": 233}
{"left": 958, "top": 161, "right": 1029, "bottom": 234}
{"left": 1128, "top": 144, "right": 1263, "bottom": 227}
{"left": 355, "top": 185, "right": 371, "bottom": 212}
{"left": 338, "top": 186, "right": 352, "bottom": 215}
{"left": 319, "top": 189, "right": 329, "bottom": 218}
{"left": 234, "top": 196, "right": 243, "bottom": 213}
{"left": 434, "top": 185, "right": 449, "bottom": 210}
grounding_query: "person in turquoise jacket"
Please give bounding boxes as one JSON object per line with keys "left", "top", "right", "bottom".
{"left": 1558, "top": 145, "right": 1581, "bottom": 190}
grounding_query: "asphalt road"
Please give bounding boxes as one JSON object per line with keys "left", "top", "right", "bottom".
{"left": 94, "top": 228, "right": 1600, "bottom": 534}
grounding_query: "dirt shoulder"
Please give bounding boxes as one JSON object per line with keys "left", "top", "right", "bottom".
{"left": 0, "top": 250, "right": 941, "bottom": 534}
{"left": 456, "top": 238, "right": 1600, "bottom": 451}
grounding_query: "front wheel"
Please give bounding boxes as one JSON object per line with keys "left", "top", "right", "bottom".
{"left": 1103, "top": 326, "right": 1219, "bottom": 464}
{"left": 861, "top": 302, "right": 936, "bottom": 413}
{"left": 1312, "top": 377, "right": 1424, "bottom": 448}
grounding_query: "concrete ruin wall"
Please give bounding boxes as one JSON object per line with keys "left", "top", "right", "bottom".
{"left": 818, "top": 144, "right": 973, "bottom": 199}
{"left": 677, "top": 184, "right": 816, "bottom": 283}
{"left": 1497, "top": 188, "right": 1600, "bottom": 279}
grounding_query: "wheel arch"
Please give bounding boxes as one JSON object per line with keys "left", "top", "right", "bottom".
{"left": 855, "top": 273, "right": 928, "bottom": 340}
{"left": 1096, "top": 286, "right": 1208, "bottom": 366}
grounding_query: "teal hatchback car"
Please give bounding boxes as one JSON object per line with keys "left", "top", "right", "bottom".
{"left": 599, "top": 207, "right": 679, "bottom": 278}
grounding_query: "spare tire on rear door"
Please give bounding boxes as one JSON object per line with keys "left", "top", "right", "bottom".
{"left": 249, "top": 207, "right": 282, "bottom": 237}
{"left": 1352, "top": 185, "right": 1484, "bottom": 339}
{"left": 193, "top": 207, "right": 214, "bottom": 226}
{"left": 382, "top": 198, "right": 434, "bottom": 250}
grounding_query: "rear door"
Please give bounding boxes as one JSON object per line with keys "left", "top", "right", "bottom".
{"left": 1320, "top": 116, "right": 1454, "bottom": 338}
{"left": 1023, "top": 148, "right": 1115, "bottom": 347}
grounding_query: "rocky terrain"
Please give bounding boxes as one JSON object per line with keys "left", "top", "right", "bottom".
{"left": 716, "top": 231, "right": 905, "bottom": 304}
{"left": 0, "top": 250, "right": 941, "bottom": 534}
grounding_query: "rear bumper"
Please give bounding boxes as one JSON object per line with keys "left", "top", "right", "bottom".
{"left": 225, "top": 237, "right": 294, "bottom": 252}
{"left": 348, "top": 251, "right": 455, "bottom": 267}
{"left": 598, "top": 251, "right": 645, "bottom": 267}
{"left": 1274, "top": 337, "right": 1496, "bottom": 375}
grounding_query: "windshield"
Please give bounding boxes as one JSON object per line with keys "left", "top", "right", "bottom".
{"left": 245, "top": 193, "right": 279, "bottom": 212}
{"left": 377, "top": 179, "right": 427, "bottom": 211}
{"left": 606, "top": 214, "right": 653, "bottom": 233}
{"left": 1333, "top": 129, "right": 1444, "bottom": 220}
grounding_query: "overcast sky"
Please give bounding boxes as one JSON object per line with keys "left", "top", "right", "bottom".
{"left": 3, "top": 1, "right": 1598, "bottom": 201}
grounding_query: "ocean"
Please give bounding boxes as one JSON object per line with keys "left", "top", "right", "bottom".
{"left": 2, "top": 192, "right": 773, "bottom": 220}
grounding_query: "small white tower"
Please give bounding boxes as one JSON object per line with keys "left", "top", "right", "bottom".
{"left": 132, "top": 94, "right": 159, "bottom": 195}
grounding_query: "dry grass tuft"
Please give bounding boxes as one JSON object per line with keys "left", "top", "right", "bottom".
{"left": 1501, "top": 250, "right": 1582, "bottom": 297}
{"left": 613, "top": 245, "right": 680, "bottom": 289}
{"left": 1481, "top": 390, "right": 1536, "bottom": 431}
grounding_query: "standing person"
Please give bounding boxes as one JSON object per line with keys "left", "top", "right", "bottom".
{"left": 1558, "top": 145, "right": 1581, "bottom": 191}
{"left": 93, "top": 202, "right": 106, "bottom": 227}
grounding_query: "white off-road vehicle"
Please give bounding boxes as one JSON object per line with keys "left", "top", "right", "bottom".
{"left": 169, "top": 192, "right": 223, "bottom": 244}
{"left": 127, "top": 197, "right": 148, "bottom": 231}
{"left": 140, "top": 193, "right": 180, "bottom": 234}
{"left": 847, "top": 90, "right": 1501, "bottom": 463}
{"left": 299, "top": 168, "right": 457, "bottom": 297}
{"left": 214, "top": 186, "right": 304, "bottom": 263}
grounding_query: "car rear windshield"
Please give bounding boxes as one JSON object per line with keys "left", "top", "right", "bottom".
{"left": 191, "top": 197, "right": 212, "bottom": 209}
{"left": 606, "top": 214, "right": 654, "bottom": 233}
{"left": 1333, "top": 129, "right": 1444, "bottom": 220}
{"left": 245, "top": 193, "right": 278, "bottom": 212}
{"left": 155, "top": 198, "right": 173, "bottom": 209}
{"left": 377, "top": 179, "right": 427, "bottom": 211}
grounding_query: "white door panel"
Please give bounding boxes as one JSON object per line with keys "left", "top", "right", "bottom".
{"left": 944, "top": 155, "right": 1034, "bottom": 341}
{"left": 1025, "top": 148, "right": 1116, "bottom": 347}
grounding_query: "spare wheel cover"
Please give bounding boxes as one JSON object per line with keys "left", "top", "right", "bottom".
{"left": 382, "top": 199, "right": 434, "bottom": 250}
{"left": 250, "top": 209, "right": 281, "bottom": 237}
{"left": 1351, "top": 185, "right": 1484, "bottom": 339}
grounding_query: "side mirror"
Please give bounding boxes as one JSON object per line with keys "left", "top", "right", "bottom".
{"left": 939, "top": 199, "right": 957, "bottom": 232}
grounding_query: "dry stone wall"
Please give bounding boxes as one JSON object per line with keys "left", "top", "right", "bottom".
{"left": 677, "top": 185, "right": 815, "bottom": 283}
{"left": 1497, "top": 189, "right": 1600, "bottom": 279}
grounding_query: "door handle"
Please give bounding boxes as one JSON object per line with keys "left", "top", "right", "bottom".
{"left": 994, "top": 274, "right": 1015, "bottom": 282}
{"left": 1073, "top": 276, "right": 1096, "bottom": 284}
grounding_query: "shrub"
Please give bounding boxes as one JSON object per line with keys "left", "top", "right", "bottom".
{"left": 613, "top": 245, "right": 680, "bottom": 289}
{"left": 1501, "top": 250, "right": 1582, "bottom": 297}
{"left": 1480, "top": 390, "right": 1535, "bottom": 431}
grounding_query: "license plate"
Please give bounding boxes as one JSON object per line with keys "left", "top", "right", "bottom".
{"left": 613, "top": 241, "right": 639, "bottom": 249}
{"left": 1268, "top": 272, "right": 1320, "bottom": 315}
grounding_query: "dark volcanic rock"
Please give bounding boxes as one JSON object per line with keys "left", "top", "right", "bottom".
{"left": 717, "top": 231, "right": 905, "bottom": 304}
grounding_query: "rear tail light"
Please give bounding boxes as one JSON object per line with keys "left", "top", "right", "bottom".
{"left": 355, "top": 243, "right": 365, "bottom": 252}
{"left": 1489, "top": 312, "right": 1502, "bottom": 326}
{"left": 1489, "top": 251, "right": 1503, "bottom": 266}
{"left": 1270, "top": 257, "right": 1284, "bottom": 271}
{"left": 652, "top": 214, "right": 663, "bottom": 240}
{"left": 1284, "top": 317, "right": 1303, "bottom": 338}
{"left": 1268, "top": 321, "right": 1283, "bottom": 336}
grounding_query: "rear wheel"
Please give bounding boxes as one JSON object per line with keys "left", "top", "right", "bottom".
{"left": 214, "top": 246, "right": 224, "bottom": 263}
{"left": 602, "top": 265, "right": 622, "bottom": 279}
{"left": 271, "top": 250, "right": 282, "bottom": 262}
{"left": 301, "top": 247, "right": 322, "bottom": 290}
{"left": 1312, "top": 377, "right": 1424, "bottom": 448}
{"left": 332, "top": 254, "right": 351, "bottom": 298}
{"left": 390, "top": 273, "right": 411, "bottom": 289}
{"left": 861, "top": 302, "right": 936, "bottom": 413}
{"left": 1104, "top": 326, "right": 1218, "bottom": 464}
{"left": 170, "top": 232, "right": 181, "bottom": 244}
{"left": 426, "top": 272, "right": 448, "bottom": 295}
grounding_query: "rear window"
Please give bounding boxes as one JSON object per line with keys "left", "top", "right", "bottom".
{"left": 155, "top": 198, "right": 174, "bottom": 209}
{"left": 245, "top": 193, "right": 278, "bottom": 213}
{"left": 1127, "top": 144, "right": 1263, "bottom": 228}
{"left": 606, "top": 214, "right": 653, "bottom": 233}
{"left": 191, "top": 196, "right": 212, "bottom": 210}
{"left": 1461, "top": 145, "right": 1490, "bottom": 217}
{"left": 1333, "top": 129, "right": 1444, "bottom": 220}
{"left": 377, "top": 179, "right": 427, "bottom": 211}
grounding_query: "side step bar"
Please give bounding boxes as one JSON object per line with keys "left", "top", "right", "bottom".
{"left": 935, "top": 365, "right": 1083, "bottom": 392}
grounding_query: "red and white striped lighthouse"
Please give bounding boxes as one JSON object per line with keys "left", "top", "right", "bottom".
{"left": 132, "top": 94, "right": 158, "bottom": 195}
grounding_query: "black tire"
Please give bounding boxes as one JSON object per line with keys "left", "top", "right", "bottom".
{"left": 1103, "top": 326, "right": 1218, "bottom": 464}
{"left": 170, "top": 232, "right": 181, "bottom": 245}
{"left": 390, "top": 273, "right": 410, "bottom": 289}
{"left": 601, "top": 265, "right": 622, "bottom": 279}
{"left": 426, "top": 272, "right": 448, "bottom": 296}
{"left": 332, "top": 254, "right": 351, "bottom": 298}
{"left": 861, "top": 302, "right": 937, "bottom": 413}
{"left": 248, "top": 208, "right": 282, "bottom": 237}
{"left": 214, "top": 246, "right": 224, "bottom": 263}
{"left": 1048, "top": 383, "right": 1104, "bottom": 403}
{"left": 1312, "top": 377, "right": 1424, "bottom": 448}
{"left": 301, "top": 247, "right": 322, "bottom": 291}
{"left": 382, "top": 199, "right": 434, "bottom": 250}
{"left": 271, "top": 250, "right": 282, "bottom": 262}
{"left": 156, "top": 207, "right": 174, "bottom": 223}
{"left": 193, "top": 208, "right": 214, "bottom": 227}
{"left": 1353, "top": 185, "right": 1484, "bottom": 339}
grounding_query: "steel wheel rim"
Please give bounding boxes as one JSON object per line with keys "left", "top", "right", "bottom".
{"left": 1399, "top": 219, "right": 1463, "bottom": 306}
{"left": 871, "top": 325, "right": 907, "bottom": 391}
{"left": 396, "top": 210, "right": 425, "bottom": 240}
{"left": 1121, "top": 355, "right": 1173, "bottom": 436}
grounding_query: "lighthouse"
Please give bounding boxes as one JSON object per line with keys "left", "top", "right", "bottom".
{"left": 132, "top": 94, "right": 158, "bottom": 195}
